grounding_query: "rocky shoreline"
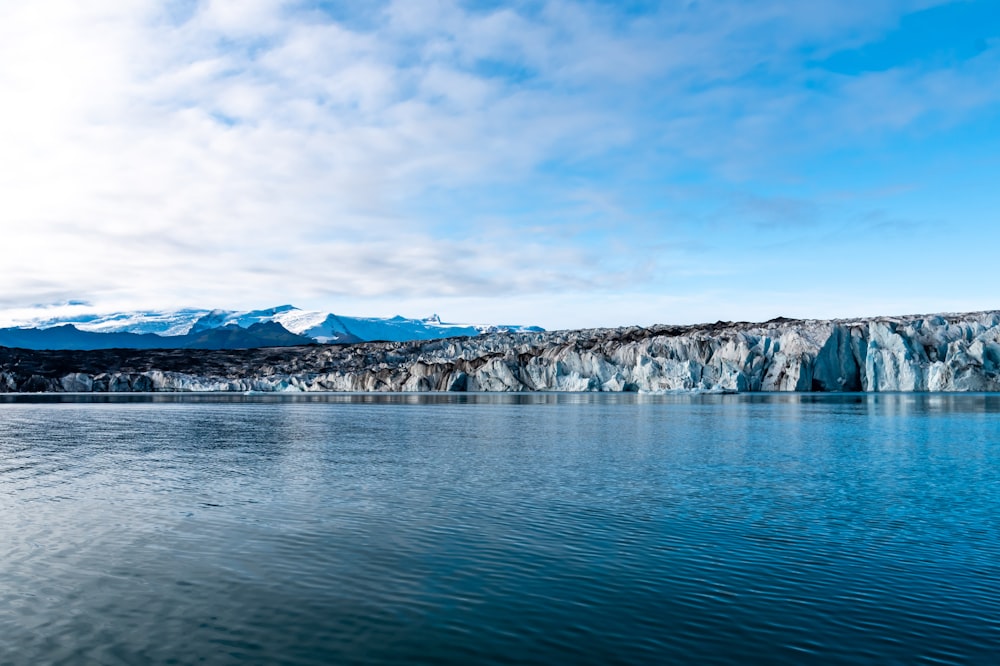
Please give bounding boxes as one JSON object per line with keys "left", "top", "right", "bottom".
{"left": 2, "top": 311, "right": 998, "bottom": 393}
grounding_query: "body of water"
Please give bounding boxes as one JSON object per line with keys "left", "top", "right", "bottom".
{"left": 1, "top": 393, "right": 999, "bottom": 664}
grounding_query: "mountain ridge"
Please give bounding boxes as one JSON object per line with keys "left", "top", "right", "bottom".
{"left": 0, "top": 321, "right": 315, "bottom": 351}
{"left": 0, "top": 305, "right": 543, "bottom": 349}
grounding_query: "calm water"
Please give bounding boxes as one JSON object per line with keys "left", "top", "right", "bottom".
{"left": 1, "top": 393, "right": 999, "bottom": 665}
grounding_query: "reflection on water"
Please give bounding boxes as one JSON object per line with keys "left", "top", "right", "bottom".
{"left": 4, "top": 389, "right": 1000, "bottom": 410}
{"left": 1, "top": 393, "right": 999, "bottom": 664}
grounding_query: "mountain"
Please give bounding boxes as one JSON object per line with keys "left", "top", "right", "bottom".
{"left": 179, "top": 322, "right": 315, "bottom": 349}
{"left": 0, "top": 325, "right": 167, "bottom": 350}
{"left": 2, "top": 310, "right": 998, "bottom": 393}
{"left": 0, "top": 305, "right": 542, "bottom": 350}
{"left": 0, "top": 321, "right": 314, "bottom": 351}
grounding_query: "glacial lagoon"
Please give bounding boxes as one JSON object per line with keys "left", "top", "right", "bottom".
{"left": 2, "top": 393, "right": 999, "bottom": 664}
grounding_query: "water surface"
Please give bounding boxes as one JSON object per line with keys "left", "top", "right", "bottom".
{"left": 2, "top": 393, "right": 999, "bottom": 664}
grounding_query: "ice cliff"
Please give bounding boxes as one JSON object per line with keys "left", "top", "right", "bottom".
{"left": 2, "top": 311, "right": 999, "bottom": 393}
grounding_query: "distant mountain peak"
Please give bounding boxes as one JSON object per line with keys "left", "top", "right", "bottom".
{"left": 0, "top": 305, "right": 544, "bottom": 350}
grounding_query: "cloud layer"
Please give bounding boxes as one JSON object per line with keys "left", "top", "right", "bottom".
{"left": 1, "top": 0, "right": 998, "bottom": 327}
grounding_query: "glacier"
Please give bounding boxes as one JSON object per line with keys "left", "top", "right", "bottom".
{"left": 1, "top": 311, "right": 999, "bottom": 393}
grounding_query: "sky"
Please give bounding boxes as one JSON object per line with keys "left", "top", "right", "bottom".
{"left": 1, "top": 0, "right": 998, "bottom": 330}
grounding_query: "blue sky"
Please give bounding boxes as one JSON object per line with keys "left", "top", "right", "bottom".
{"left": 0, "top": 0, "right": 998, "bottom": 329}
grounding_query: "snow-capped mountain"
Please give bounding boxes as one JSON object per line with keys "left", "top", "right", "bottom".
{"left": 0, "top": 305, "right": 544, "bottom": 350}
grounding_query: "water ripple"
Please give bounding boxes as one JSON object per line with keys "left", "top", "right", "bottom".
{"left": 1, "top": 394, "right": 999, "bottom": 664}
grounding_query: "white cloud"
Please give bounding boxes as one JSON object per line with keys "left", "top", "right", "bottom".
{"left": 0, "top": 0, "right": 996, "bottom": 326}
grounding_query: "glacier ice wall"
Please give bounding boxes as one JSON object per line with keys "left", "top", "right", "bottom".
{"left": 2, "top": 311, "right": 999, "bottom": 392}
